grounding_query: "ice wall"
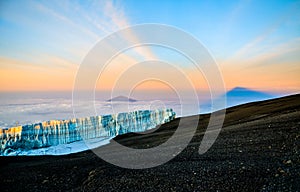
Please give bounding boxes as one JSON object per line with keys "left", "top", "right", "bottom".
{"left": 0, "top": 109, "right": 175, "bottom": 155}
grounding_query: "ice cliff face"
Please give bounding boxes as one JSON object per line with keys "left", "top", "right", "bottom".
{"left": 0, "top": 109, "right": 175, "bottom": 155}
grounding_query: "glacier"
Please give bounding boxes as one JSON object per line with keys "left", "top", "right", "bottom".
{"left": 0, "top": 109, "right": 175, "bottom": 156}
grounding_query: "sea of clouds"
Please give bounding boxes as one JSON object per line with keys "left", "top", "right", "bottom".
{"left": 0, "top": 92, "right": 205, "bottom": 129}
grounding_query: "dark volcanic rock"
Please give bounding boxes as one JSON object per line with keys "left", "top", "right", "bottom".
{"left": 0, "top": 94, "right": 299, "bottom": 192}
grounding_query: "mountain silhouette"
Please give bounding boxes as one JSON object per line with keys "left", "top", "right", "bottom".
{"left": 106, "top": 96, "right": 137, "bottom": 102}
{"left": 223, "top": 87, "right": 274, "bottom": 108}
{"left": 226, "top": 87, "right": 271, "bottom": 98}
{"left": 200, "top": 87, "right": 275, "bottom": 113}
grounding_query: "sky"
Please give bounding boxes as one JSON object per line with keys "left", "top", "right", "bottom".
{"left": 0, "top": 0, "right": 299, "bottom": 94}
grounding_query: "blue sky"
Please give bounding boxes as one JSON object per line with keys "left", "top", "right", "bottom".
{"left": 0, "top": 0, "right": 299, "bottom": 92}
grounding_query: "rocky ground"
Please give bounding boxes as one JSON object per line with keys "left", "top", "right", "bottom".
{"left": 0, "top": 94, "right": 299, "bottom": 191}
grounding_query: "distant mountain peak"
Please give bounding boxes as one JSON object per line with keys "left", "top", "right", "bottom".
{"left": 231, "top": 87, "right": 248, "bottom": 91}
{"left": 220, "top": 86, "right": 274, "bottom": 108}
{"left": 226, "top": 87, "right": 271, "bottom": 97}
{"left": 106, "top": 95, "right": 137, "bottom": 102}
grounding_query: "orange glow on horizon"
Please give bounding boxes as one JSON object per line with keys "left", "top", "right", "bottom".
{"left": 0, "top": 56, "right": 299, "bottom": 93}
